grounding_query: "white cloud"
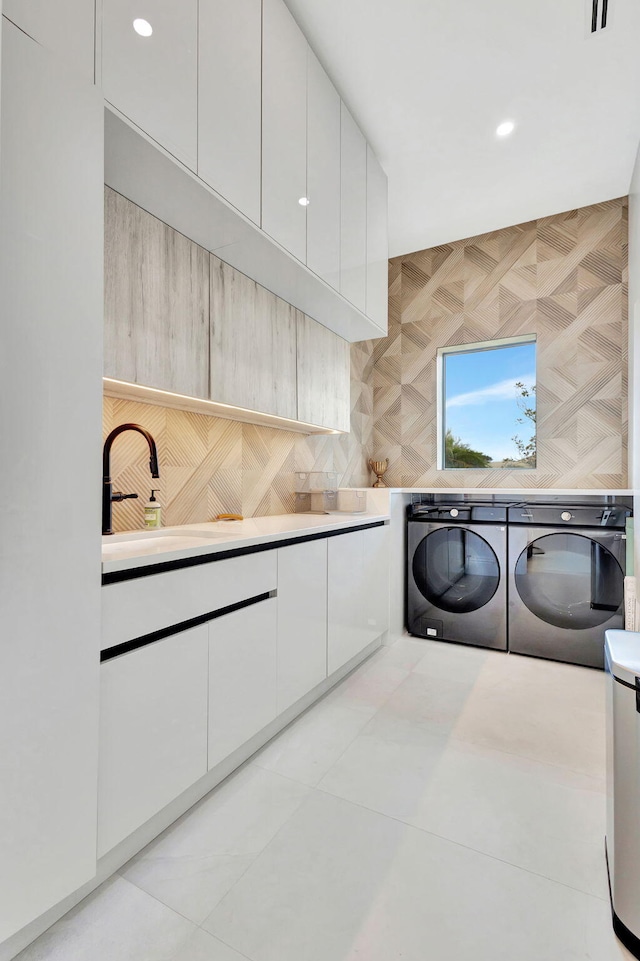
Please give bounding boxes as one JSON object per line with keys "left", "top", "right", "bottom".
{"left": 446, "top": 373, "right": 535, "bottom": 409}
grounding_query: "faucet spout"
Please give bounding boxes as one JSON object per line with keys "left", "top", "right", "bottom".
{"left": 102, "top": 423, "right": 160, "bottom": 534}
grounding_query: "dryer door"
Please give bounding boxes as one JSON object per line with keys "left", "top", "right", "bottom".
{"left": 412, "top": 526, "right": 501, "bottom": 614}
{"left": 514, "top": 532, "right": 624, "bottom": 630}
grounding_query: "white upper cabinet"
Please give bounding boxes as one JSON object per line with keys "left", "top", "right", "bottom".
{"left": 101, "top": 0, "right": 198, "bottom": 170}
{"left": 366, "top": 145, "right": 389, "bottom": 332}
{"left": 306, "top": 50, "right": 341, "bottom": 291}
{"left": 262, "top": 0, "right": 307, "bottom": 262}
{"left": 340, "top": 103, "right": 367, "bottom": 312}
{"left": 198, "top": 0, "right": 262, "bottom": 225}
{"left": 3, "top": 0, "right": 95, "bottom": 82}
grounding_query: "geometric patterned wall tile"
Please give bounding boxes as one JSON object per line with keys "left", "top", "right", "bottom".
{"left": 369, "top": 197, "right": 628, "bottom": 490}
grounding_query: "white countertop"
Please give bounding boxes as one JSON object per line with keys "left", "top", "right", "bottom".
{"left": 102, "top": 511, "right": 390, "bottom": 575}
{"left": 385, "top": 487, "right": 634, "bottom": 496}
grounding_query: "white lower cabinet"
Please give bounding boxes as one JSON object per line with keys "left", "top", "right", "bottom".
{"left": 208, "top": 597, "right": 278, "bottom": 769}
{"left": 97, "top": 625, "right": 209, "bottom": 858}
{"left": 328, "top": 527, "right": 390, "bottom": 674}
{"left": 361, "top": 524, "right": 391, "bottom": 644}
{"left": 277, "top": 539, "right": 328, "bottom": 713}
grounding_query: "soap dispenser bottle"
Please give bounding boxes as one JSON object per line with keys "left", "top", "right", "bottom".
{"left": 144, "top": 489, "right": 161, "bottom": 529}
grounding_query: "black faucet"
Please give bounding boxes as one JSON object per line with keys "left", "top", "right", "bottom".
{"left": 102, "top": 423, "right": 160, "bottom": 534}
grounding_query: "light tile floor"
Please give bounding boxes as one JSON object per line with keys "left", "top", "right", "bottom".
{"left": 16, "top": 638, "right": 635, "bottom": 961}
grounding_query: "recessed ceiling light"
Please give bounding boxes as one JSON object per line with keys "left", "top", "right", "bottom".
{"left": 298, "top": 197, "right": 310, "bottom": 206}
{"left": 496, "top": 120, "right": 515, "bottom": 138}
{"left": 133, "top": 18, "right": 153, "bottom": 37}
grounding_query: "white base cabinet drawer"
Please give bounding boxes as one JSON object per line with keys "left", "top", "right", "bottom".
{"left": 97, "top": 625, "right": 209, "bottom": 857}
{"left": 208, "top": 597, "right": 277, "bottom": 769}
{"left": 276, "top": 539, "right": 327, "bottom": 713}
{"left": 102, "top": 551, "right": 277, "bottom": 650}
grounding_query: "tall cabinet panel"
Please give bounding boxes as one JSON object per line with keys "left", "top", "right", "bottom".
{"left": 3, "top": 0, "right": 95, "bottom": 81}
{"left": 198, "top": 0, "right": 262, "bottom": 225}
{"left": 210, "top": 255, "right": 297, "bottom": 418}
{"left": 306, "top": 50, "right": 341, "bottom": 290}
{"left": 0, "top": 22, "right": 103, "bottom": 941}
{"left": 104, "top": 188, "right": 210, "bottom": 398}
{"left": 340, "top": 104, "right": 367, "bottom": 312}
{"left": 296, "top": 312, "right": 350, "bottom": 432}
{"left": 262, "top": 0, "right": 307, "bottom": 262}
{"left": 366, "top": 145, "right": 389, "bottom": 332}
{"left": 101, "top": 0, "right": 198, "bottom": 170}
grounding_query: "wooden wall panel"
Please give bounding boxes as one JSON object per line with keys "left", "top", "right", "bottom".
{"left": 104, "top": 187, "right": 210, "bottom": 399}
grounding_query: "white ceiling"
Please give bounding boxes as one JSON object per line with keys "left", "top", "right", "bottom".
{"left": 285, "top": 0, "right": 640, "bottom": 256}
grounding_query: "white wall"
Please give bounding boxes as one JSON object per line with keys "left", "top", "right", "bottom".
{"left": 628, "top": 141, "right": 640, "bottom": 577}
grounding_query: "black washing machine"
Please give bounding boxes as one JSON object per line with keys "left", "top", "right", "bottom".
{"left": 508, "top": 503, "right": 630, "bottom": 669}
{"left": 407, "top": 502, "right": 512, "bottom": 651}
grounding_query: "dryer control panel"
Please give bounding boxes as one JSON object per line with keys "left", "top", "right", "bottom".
{"left": 507, "top": 504, "right": 630, "bottom": 529}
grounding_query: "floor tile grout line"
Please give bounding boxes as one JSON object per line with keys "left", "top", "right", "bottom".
{"left": 196, "top": 786, "right": 324, "bottom": 936}
{"left": 313, "top": 784, "right": 609, "bottom": 904}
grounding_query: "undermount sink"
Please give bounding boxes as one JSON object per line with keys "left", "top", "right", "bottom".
{"left": 102, "top": 527, "right": 243, "bottom": 558}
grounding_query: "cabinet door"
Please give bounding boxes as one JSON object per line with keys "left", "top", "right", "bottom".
{"left": 3, "top": 0, "right": 95, "bottom": 82}
{"left": 306, "top": 50, "right": 340, "bottom": 290}
{"left": 277, "top": 540, "right": 328, "bottom": 713}
{"left": 366, "top": 145, "right": 389, "bottom": 332}
{"left": 104, "top": 187, "right": 210, "bottom": 397}
{"left": 210, "top": 255, "right": 297, "bottom": 418}
{"left": 340, "top": 104, "right": 367, "bottom": 312}
{"left": 361, "top": 524, "right": 390, "bottom": 644}
{"left": 262, "top": 0, "right": 307, "bottom": 261}
{"left": 0, "top": 23, "right": 103, "bottom": 941}
{"left": 328, "top": 530, "right": 367, "bottom": 674}
{"left": 296, "top": 312, "right": 350, "bottom": 432}
{"left": 101, "top": 0, "right": 198, "bottom": 170}
{"left": 198, "top": 0, "right": 261, "bottom": 225}
{"left": 97, "top": 626, "right": 209, "bottom": 857}
{"left": 208, "top": 598, "right": 277, "bottom": 769}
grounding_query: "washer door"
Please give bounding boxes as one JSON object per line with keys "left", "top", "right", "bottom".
{"left": 514, "top": 532, "right": 624, "bottom": 630}
{"left": 412, "top": 527, "right": 500, "bottom": 614}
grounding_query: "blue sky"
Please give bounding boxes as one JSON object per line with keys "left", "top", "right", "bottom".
{"left": 444, "top": 342, "right": 536, "bottom": 463}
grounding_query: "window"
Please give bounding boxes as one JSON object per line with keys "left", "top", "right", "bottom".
{"left": 437, "top": 336, "right": 537, "bottom": 470}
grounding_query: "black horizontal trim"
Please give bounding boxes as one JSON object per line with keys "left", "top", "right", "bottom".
{"left": 611, "top": 909, "right": 639, "bottom": 958}
{"left": 612, "top": 673, "right": 638, "bottom": 692}
{"left": 100, "top": 591, "right": 274, "bottom": 662}
{"left": 607, "top": 842, "right": 640, "bottom": 959}
{"left": 102, "top": 520, "right": 387, "bottom": 585}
